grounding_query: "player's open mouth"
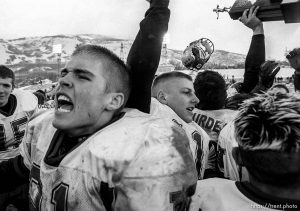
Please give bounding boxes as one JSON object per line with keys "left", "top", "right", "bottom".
{"left": 56, "top": 94, "right": 74, "bottom": 113}
{"left": 186, "top": 107, "right": 194, "bottom": 112}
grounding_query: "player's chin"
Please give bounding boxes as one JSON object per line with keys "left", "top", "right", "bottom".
{"left": 0, "top": 98, "right": 8, "bottom": 107}
{"left": 52, "top": 113, "right": 74, "bottom": 130}
{"left": 185, "top": 111, "right": 193, "bottom": 123}
{"left": 182, "top": 111, "right": 193, "bottom": 123}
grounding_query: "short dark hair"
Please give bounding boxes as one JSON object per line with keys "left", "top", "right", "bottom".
{"left": 72, "top": 45, "right": 131, "bottom": 106}
{"left": 194, "top": 70, "right": 226, "bottom": 110}
{"left": 33, "top": 91, "right": 46, "bottom": 105}
{"left": 35, "top": 89, "right": 46, "bottom": 96}
{"left": 152, "top": 71, "right": 193, "bottom": 96}
{"left": 235, "top": 92, "right": 300, "bottom": 186}
{"left": 0, "top": 65, "right": 15, "bottom": 87}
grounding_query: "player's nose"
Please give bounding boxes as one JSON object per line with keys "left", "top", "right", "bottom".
{"left": 191, "top": 93, "right": 199, "bottom": 105}
{"left": 59, "top": 75, "right": 73, "bottom": 88}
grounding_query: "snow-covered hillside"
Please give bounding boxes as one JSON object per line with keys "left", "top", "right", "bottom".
{"left": 0, "top": 34, "right": 132, "bottom": 66}
{"left": 0, "top": 34, "right": 247, "bottom": 71}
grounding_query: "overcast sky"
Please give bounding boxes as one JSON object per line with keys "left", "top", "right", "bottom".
{"left": 1, "top": 0, "right": 299, "bottom": 60}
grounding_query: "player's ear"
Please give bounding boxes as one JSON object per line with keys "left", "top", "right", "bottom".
{"left": 105, "top": 92, "right": 124, "bottom": 111}
{"left": 232, "top": 147, "right": 243, "bottom": 166}
{"left": 157, "top": 90, "right": 168, "bottom": 105}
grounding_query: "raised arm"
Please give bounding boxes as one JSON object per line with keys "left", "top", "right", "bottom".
{"left": 239, "top": 6, "right": 265, "bottom": 93}
{"left": 125, "top": 0, "right": 170, "bottom": 113}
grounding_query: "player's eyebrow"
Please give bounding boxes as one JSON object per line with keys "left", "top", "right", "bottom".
{"left": 61, "top": 68, "right": 95, "bottom": 78}
{"left": 72, "top": 68, "right": 95, "bottom": 77}
{"left": 181, "top": 87, "right": 193, "bottom": 92}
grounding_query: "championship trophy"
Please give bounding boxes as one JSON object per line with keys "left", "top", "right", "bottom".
{"left": 213, "top": 0, "right": 300, "bottom": 23}
{"left": 229, "top": 0, "right": 300, "bottom": 23}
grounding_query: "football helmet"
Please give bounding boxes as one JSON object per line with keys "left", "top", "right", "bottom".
{"left": 181, "top": 38, "right": 214, "bottom": 71}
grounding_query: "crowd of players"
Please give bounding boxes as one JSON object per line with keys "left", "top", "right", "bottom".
{"left": 0, "top": 0, "right": 300, "bottom": 210}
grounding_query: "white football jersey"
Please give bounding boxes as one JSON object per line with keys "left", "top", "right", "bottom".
{"left": 0, "top": 89, "right": 38, "bottom": 161}
{"left": 192, "top": 108, "right": 238, "bottom": 141}
{"left": 150, "top": 98, "right": 210, "bottom": 179}
{"left": 20, "top": 109, "right": 198, "bottom": 211}
{"left": 189, "top": 178, "right": 300, "bottom": 211}
{"left": 192, "top": 108, "right": 238, "bottom": 175}
{"left": 218, "top": 121, "right": 249, "bottom": 181}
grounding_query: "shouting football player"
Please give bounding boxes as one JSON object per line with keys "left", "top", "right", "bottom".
{"left": 0, "top": 0, "right": 198, "bottom": 210}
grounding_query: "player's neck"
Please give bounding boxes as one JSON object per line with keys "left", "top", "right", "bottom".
{"left": 0, "top": 94, "right": 16, "bottom": 116}
{"left": 64, "top": 111, "right": 124, "bottom": 138}
{"left": 250, "top": 177, "right": 300, "bottom": 200}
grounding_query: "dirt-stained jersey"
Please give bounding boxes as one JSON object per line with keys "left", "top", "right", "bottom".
{"left": 150, "top": 98, "right": 210, "bottom": 179}
{"left": 192, "top": 108, "right": 238, "bottom": 177}
{"left": 0, "top": 89, "right": 38, "bottom": 162}
{"left": 218, "top": 121, "right": 249, "bottom": 181}
{"left": 189, "top": 178, "right": 300, "bottom": 211}
{"left": 20, "top": 108, "right": 198, "bottom": 211}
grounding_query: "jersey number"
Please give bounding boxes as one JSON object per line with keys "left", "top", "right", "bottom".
{"left": 51, "top": 183, "right": 69, "bottom": 211}
{"left": 0, "top": 116, "right": 28, "bottom": 150}
{"left": 192, "top": 131, "right": 203, "bottom": 179}
{"left": 30, "top": 163, "right": 69, "bottom": 211}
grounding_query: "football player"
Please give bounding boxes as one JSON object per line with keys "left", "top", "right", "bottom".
{"left": 0, "top": 65, "right": 38, "bottom": 210}
{"left": 193, "top": 70, "right": 238, "bottom": 178}
{"left": 0, "top": 0, "right": 198, "bottom": 210}
{"left": 0, "top": 65, "right": 38, "bottom": 161}
{"left": 217, "top": 7, "right": 281, "bottom": 181}
{"left": 151, "top": 71, "right": 210, "bottom": 179}
{"left": 218, "top": 59, "right": 281, "bottom": 181}
{"left": 189, "top": 92, "right": 300, "bottom": 211}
